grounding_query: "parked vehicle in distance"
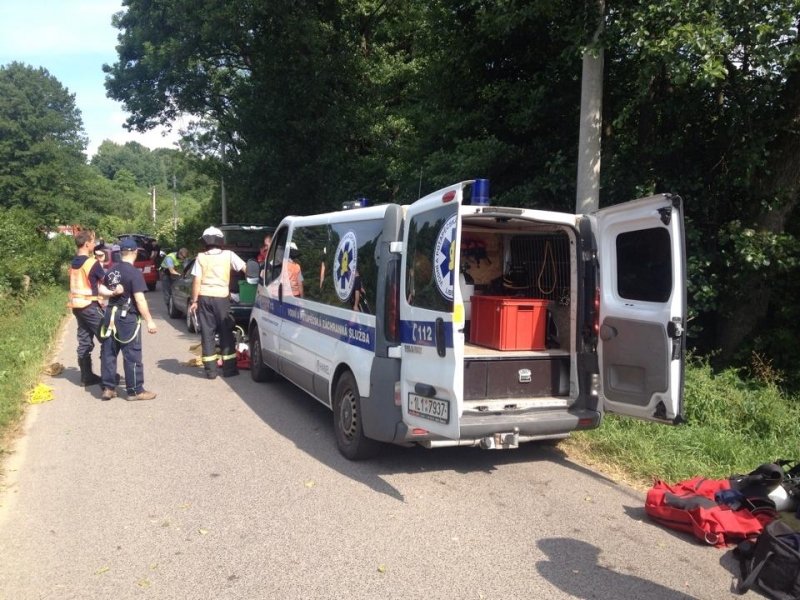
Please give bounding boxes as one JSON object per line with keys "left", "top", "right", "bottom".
{"left": 117, "top": 233, "right": 159, "bottom": 291}
{"left": 168, "top": 224, "right": 274, "bottom": 332}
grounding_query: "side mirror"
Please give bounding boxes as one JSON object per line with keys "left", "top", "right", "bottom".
{"left": 245, "top": 259, "right": 260, "bottom": 283}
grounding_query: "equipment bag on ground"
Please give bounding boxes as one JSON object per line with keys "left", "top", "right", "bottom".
{"left": 735, "top": 519, "right": 800, "bottom": 599}
{"left": 645, "top": 477, "right": 776, "bottom": 547}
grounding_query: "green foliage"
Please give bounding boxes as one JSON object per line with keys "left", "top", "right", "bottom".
{"left": 719, "top": 220, "right": 800, "bottom": 274}
{"left": 573, "top": 359, "right": 800, "bottom": 483}
{"left": 0, "top": 62, "right": 88, "bottom": 222}
{"left": 86, "top": 141, "right": 210, "bottom": 245}
{"left": 0, "top": 207, "right": 70, "bottom": 293}
{"left": 0, "top": 286, "right": 67, "bottom": 445}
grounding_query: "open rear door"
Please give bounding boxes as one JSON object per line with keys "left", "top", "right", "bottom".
{"left": 399, "top": 184, "right": 466, "bottom": 439}
{"left": 592, "top": 194, "right": 686, "bottom": 424}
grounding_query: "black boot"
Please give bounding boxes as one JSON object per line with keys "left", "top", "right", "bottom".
{"left": 78, "top": 356, "right": 102, "bottom": 387}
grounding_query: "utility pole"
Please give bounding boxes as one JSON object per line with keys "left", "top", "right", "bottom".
{"left": 576, "top": 0, "right": 605, "bottom": 214}
{"left": 220, "top": 142, "right": 227, "bottom": 225}
{"left": 151, "top": 186, "right": 157, "bottom": 224}
{"left": 172, "top": 174, "right": 178, "bottom": 235}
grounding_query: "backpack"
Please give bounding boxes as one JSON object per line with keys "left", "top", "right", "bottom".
{"left": 645, "top": 477, "right": 776, "bottom": 547}
{"left": 735, "top": 520, "right": 800, "bottom": 599}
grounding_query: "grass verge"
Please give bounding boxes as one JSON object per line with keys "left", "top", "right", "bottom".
{"left": 0, "top": 285, "right": 68, "bottom": 454}
{"left": 563, "top": 357, "right": 800, "bottom": 490}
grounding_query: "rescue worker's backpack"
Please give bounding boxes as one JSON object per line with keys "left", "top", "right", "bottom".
{"left": 735, "top": 519, "right": 800, "bottom": 599}
{"left": 645, "top": 477, "right": 776, "bottom": 547}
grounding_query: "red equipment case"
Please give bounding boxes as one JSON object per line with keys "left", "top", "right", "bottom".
{"left": 469, "top": 296, "right": 549, "bottom": 350}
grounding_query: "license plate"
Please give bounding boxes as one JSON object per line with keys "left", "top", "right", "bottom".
{"left": 407, "top": 393, "right": 450, "bottom": 424}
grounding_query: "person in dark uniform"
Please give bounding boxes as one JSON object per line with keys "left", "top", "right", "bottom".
{"left": 188, "top": 226, "right": 246, "bottom": 379}
{"left": 67, "top": 229, "right": 106, "bottom": 388}
{"left": 98, "top": 237, "right": 158, "bottom": 401}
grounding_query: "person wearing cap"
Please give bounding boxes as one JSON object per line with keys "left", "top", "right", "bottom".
{"left": 188, "top": 226, "right": 247, "bottom": 379}
{"left": 97, "top": 237, "right": 158, "bottom": 401}
{"left": 160, "top": 247, "right": 189, "bottom": 306}
{"left": 67, "top": 228, "right": 106, "bottom": 388}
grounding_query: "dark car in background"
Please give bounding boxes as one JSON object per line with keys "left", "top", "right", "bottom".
{"left": 168, "top": 224, "right": 273, "bottom": 332}
{"left": 117, "top": 233, "right": 159, "bottom": 291}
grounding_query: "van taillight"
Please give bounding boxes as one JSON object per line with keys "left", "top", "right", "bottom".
{"left": 385, "top": 261, "right": 400, "bottom": 342}
{"left": 593, "top": 287, "right": 600, "bottom": 335}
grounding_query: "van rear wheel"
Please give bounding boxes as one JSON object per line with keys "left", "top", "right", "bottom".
{"left": 249, "top": 325, "right": 275, "bottom": 382}
{"left": 333, "top": 371, "right": 379, "bottom": 460}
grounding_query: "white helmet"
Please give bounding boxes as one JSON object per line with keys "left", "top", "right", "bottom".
{"left": 768, "top": 485, "right": 797, "bottom": 512}
{"left": 201, "top": 226, "right": 224, "bottom": 246}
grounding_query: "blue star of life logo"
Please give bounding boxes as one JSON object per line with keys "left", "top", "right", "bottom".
{"left": 433, "top": 214, "right": 457, "bottom": 301}
{"left": 333, "top": 231, "right": 358, "bottom": 301}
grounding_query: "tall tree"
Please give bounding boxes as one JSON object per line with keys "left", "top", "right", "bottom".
{"left": 0, "top": 62, "right": 89, "bottom": 222}
{"left": 601, "top": 0, "right": 800, "bottom": 370}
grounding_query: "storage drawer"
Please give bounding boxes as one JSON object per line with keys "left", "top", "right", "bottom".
{"left": 464, "top": 357, "right": 569, "bottom": 400}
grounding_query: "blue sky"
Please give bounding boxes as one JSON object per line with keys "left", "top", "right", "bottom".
{"left": 0, "top": 0, "right": 181, "bottom": 157}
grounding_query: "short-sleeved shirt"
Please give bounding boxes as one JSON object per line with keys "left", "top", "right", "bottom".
{"left": 103, "top": 262, "right": 147, "bottom": 316}
{"left": 70, "top": 255, "right": 106, "bottom": 296}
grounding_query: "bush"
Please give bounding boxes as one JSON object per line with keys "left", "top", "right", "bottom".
{"left": 0, "top": 207, "right": 74, "bottom": 297}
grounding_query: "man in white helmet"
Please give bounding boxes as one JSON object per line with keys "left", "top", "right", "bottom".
{"left": 188, "top": 227, "right": 247, "bottom": 379}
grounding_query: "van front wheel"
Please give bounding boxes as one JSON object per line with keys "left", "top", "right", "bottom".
{"left": 333, "top": 372, "right": 379, "bottom": 460}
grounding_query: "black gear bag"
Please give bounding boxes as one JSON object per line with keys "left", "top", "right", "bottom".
{"left": 735, "top": 519, "right": 800, "bottom": 599}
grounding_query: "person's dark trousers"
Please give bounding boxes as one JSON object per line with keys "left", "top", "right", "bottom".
{"left": 197, "top": 296, "right": 238, "bottom": 378}
{"left": 72, "top": 303, "right": 104, "bottom": 386}
{"left": 161, "top": 272, "right": 174, "bottom": 306}
{"left": 100, "top": 313, "right": 145, "bottom": 394}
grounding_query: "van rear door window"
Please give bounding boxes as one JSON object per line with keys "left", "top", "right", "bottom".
{"left": 616, "top": 227, "right": 672, "bottom": 302}
{"left": 406, "top": 205, "right": 455, "bottom": 313}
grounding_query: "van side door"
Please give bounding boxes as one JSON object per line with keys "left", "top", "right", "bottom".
{"left": 256, "top": 226, "right": 289, "bottom": 374}
{"left": 399, "top": 185, "right": 465, "bottom": 439}
{"left": 591, "top": 194, "right": 686, "bottom": 423}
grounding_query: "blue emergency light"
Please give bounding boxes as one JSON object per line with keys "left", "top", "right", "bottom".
{"left": 472, "top": 179, "right": 490, "bottom": 205}
{"left": 341, "top": 197, "right": 369, "bottom": 210}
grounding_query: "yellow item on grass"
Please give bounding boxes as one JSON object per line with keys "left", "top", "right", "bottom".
{"left": 28, "top": 383, "right": 55, "bottom": 404}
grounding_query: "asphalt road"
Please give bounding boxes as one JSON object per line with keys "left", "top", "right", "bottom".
{"left": 0, "top": 288, "right": 749, "bottom": 600}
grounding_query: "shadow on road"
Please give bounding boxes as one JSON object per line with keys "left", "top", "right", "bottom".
{"left": 621, "top": 505, "right": 743, "bottom": 595}
{"left": 154, "top": 298, "right": 639, "bottom": 503}
{"left": 536, "top": 537, "right": 700, "bottom": 599}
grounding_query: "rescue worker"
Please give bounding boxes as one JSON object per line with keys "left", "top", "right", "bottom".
{"left": 287, "top": 242, "right": 304, "bottom": 297}
{"left": 67, "top": 229, "right": 106, "bottom": 388}
{"left": 98, "top": 237, "right": 158, "bottom": 401}
{"left": 188, "top": 227, "right": 246, "bottom": 379}
{"left": 160, "top": 247, "right": 188, "bottom": 306}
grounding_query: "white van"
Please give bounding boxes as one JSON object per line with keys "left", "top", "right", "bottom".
{"left": 248, "top": 179, "right": 686, "bottom": 459}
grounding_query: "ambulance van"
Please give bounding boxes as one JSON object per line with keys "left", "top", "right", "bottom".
{"left": 248, "top": 179, "right": 686, "bottom": 459}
